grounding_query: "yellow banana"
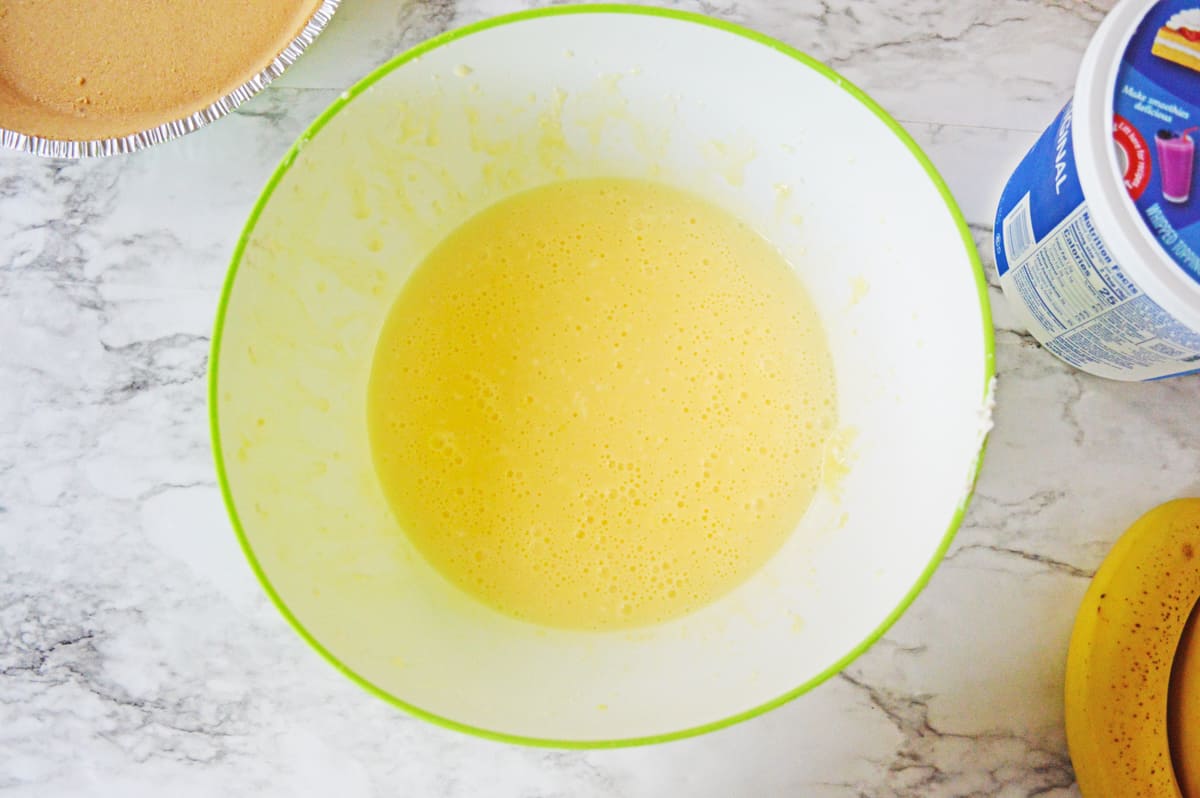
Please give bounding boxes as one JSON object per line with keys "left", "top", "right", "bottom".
{"left": 1065, "top": 498, "right": 1200, "bottom": 798}
{"left": 1170, "top": 599, "right": 1200, "bottom": 798}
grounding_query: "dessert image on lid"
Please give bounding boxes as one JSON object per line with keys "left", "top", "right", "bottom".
{"left": 0, "top": 0, "right": 332, "bottom": 150}
{"left": 1152, "top": 8, "right": 1200, "bottom": 71}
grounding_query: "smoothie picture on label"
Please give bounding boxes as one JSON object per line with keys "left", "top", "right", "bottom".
{"left": 367, "top": 178, "right": 837, "bottom": 631}
{"left": 1156, "top": 129, "right": 1196, "bottom": 203}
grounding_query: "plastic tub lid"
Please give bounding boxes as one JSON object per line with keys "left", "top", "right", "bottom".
{"left": 1073, "top": 0, "right": 1200, "bottom": 325}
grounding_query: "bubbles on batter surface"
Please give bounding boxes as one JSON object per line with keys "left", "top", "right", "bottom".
{"left": 367, "top": 177, "right": 837, "bottom": 630}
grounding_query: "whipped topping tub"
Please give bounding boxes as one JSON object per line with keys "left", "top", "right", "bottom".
{"left": 995, "top": 0, "right": 1200, "bottom": 380}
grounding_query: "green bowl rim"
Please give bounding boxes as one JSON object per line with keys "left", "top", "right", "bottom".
{"left": 209, "top": 3, "right": 997, "bottom": 749}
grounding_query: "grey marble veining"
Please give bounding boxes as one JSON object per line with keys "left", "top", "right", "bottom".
{"left": 280, "top": 0, "right": 1108, "bottom": 131}
{"left": 4, "top": 0, "right": 1194, "bottom": 796}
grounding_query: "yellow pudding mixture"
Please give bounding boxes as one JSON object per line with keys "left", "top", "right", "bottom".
{"left": 368, "top": 178, "right": 836, "bottom": 630}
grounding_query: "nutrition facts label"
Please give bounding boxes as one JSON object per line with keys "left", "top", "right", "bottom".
{"left": 1000, "top": 196, "right": 1200, "bottom": 376}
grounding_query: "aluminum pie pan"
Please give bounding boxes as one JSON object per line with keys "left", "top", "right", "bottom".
{"left": 0, "top": 0, "right": 341, "bottom": 159}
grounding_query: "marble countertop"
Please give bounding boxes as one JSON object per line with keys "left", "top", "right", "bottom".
{"left": 3, "top": 1, "right": 1194, "bottom": 795}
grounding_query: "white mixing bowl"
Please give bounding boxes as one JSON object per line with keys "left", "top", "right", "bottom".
{"left": 211, "top": 6, "right": 994, "bottom": 746}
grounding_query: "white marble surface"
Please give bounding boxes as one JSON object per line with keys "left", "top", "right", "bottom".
{"left": 2, "top": 1, "right": 1196, "bottom": 795}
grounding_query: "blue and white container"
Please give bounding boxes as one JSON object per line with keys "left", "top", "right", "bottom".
{"left": 996, "top": 0, "right": 1200, "bottom": 380}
